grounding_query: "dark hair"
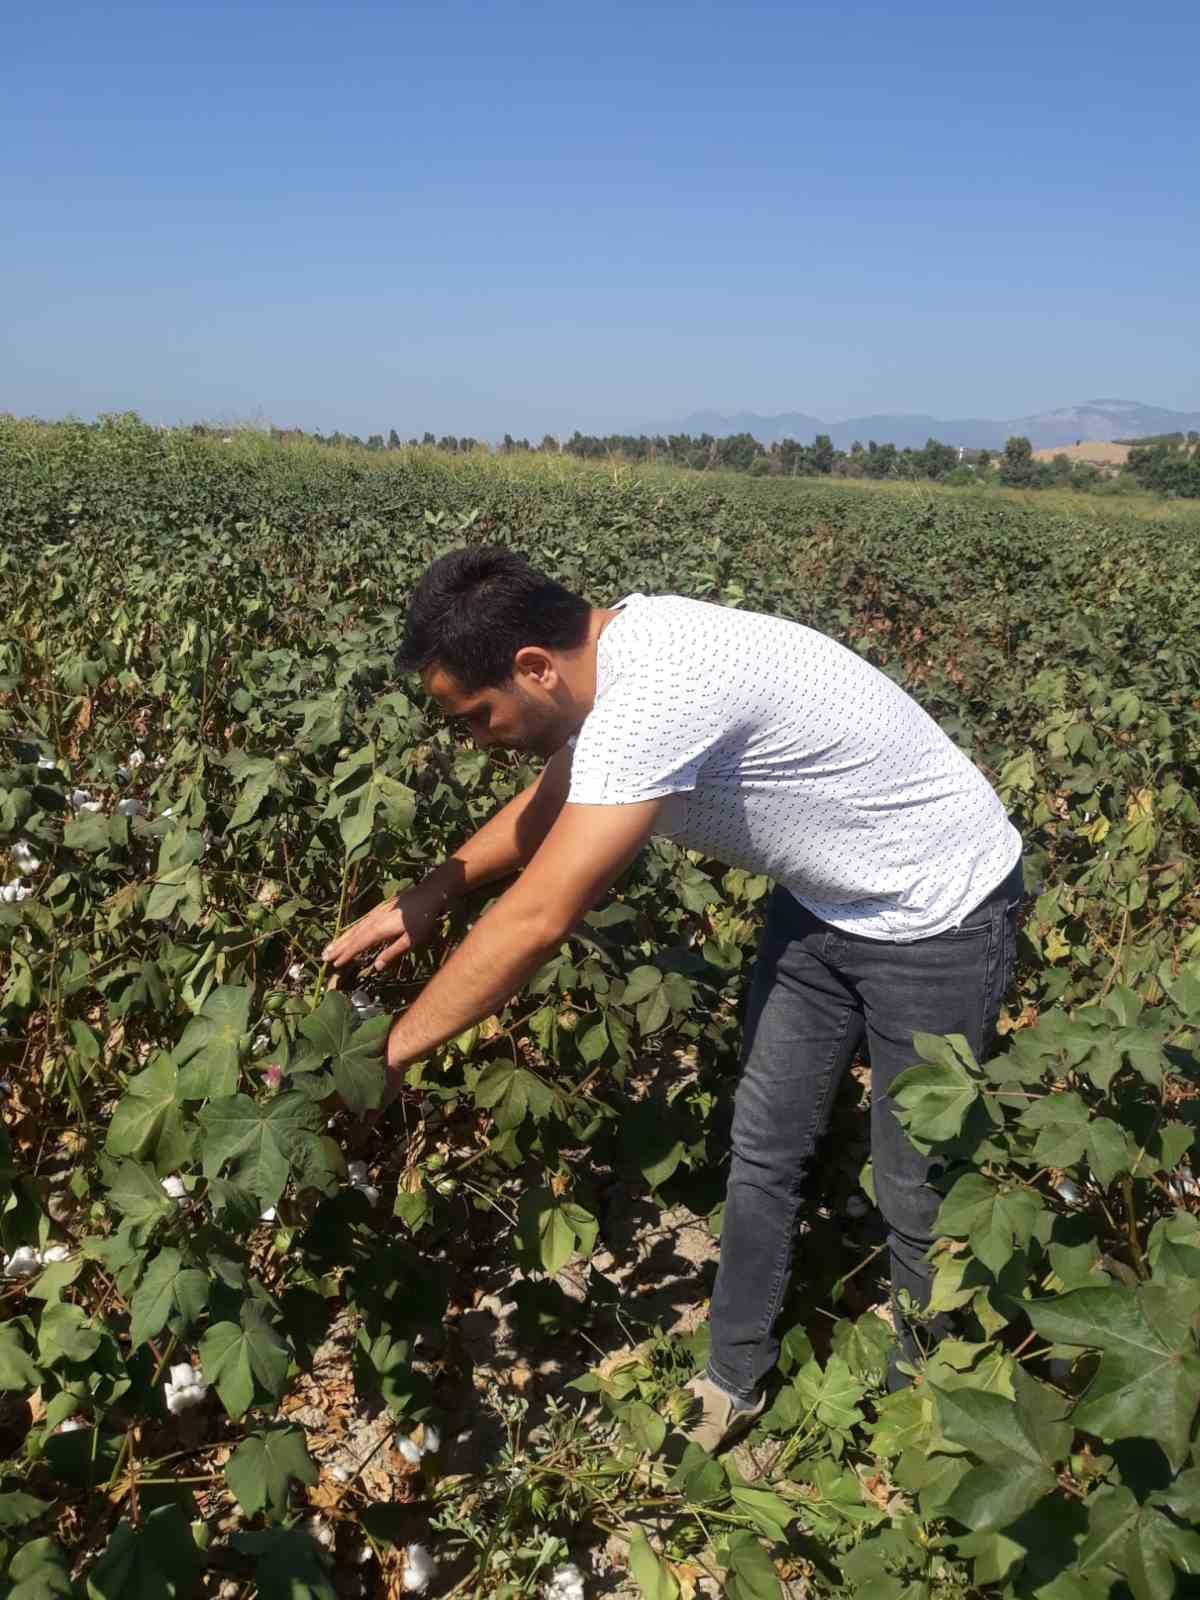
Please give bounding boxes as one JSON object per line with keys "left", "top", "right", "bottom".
{"left": 397, "top": 546, "right": 592, "bottom": 690}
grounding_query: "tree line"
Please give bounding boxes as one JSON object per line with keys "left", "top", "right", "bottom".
{"left": 218, "top": 422, "right": 1200, "bottom": 498}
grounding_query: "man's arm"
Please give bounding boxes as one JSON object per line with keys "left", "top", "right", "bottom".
{"left": 323, "top": 744, "right": 574, "bottom": 970}
{"left": 382, "top": 796, "right": 662, "bottom": 1077}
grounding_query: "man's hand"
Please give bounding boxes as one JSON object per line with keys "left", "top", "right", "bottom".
{"left": 322, "top": 880, "right": 446, "bottom": 973}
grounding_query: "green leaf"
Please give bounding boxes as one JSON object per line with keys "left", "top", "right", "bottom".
{"left": 86, "top": 1503, "right": 202, "bottom": 1599}
{"left": 198, "top": 1091, "right": 321, "bottom": 1206}
{"left": 199, "top": 1302, "right": 291, "bottom": 1421}
{"left": 890, "top": 1034, "right": 979, "bottom": 1144}
{"left": 37, "top": 1303, "right": 103, "bottom": 1366}
{"left": 0, "top": 1322, "right": 42, "bottom": 1390}
{"left": 473, "top": 1060, "right": 556, "bottom": 1130}
{"left": 622, "top": 1399, "right": 667, "bottom": 1455}
{"left": 129, "top": 1247, "right": 209, "bottom": 1350}
{"left": 10, "top": 1538, "right": 75, "bottom": 1599}
{"left": 933, "top": 1370, "right": 1072, "bottom": 1533}
{"left": 1077, "top": 1484, "right": 1200, "bottom": 1600}
{"left": 667, "top": 1440, "right": 726, "bottom": 1503}
{"left": 626, "top": 1529, "right": 679, "bottom": 1600}
{"left": 106, "top": 1057, "right": 191, "bottom": 1168}
{"left": 297, "top": 992, "right": 388, "bottom": 1115}
{"left": 1020, "top": 1090, "right": 1091, "bottom": 1167}
{"left": 831, "top": 1312, "right": 896, "bottom": 1381}
{"left": 174, "top": 984, "right": 252, "bottom": 1100}
{"left": 1026, "top": 1281, "right": 1200, "bottom": 1468}
{"left": 102, "top": 1158, "right": 175, "bottom": 1226}
{"left": 622, "top": 965, "right": 663, "bottom": 1005}
{"left": 0, "top": 1489, "right": 49, "bottom": 1528}
{"left": 514, "top": 1187, "right": 598, "bottom": 1275}
{"left": 935, "top": 1173, "right": 1044, "bottom": 1277}
{"left": 719, "top": 1530, "right": 780, "bottom": 1600}
{"left": 791, "top": 1353, "right": 866, "bottom": 1430}
{"left": 728, "top": 1485, "right": 795, "bottom": 1543}
{"left": 1087, "top": 1117, "right": 1135, "bottom": 1188}
{"left": 226, "top": 1426, "right": 318, "bottom": 1520}
{"left": 1147, "top": 1210, "right": 1200, "bottom": 1281}
{"left": 143, "top": 863, "right": 202, "bottom": 925}
{"left": 232, "top": 1527, "right": 337, "bottom": 1600}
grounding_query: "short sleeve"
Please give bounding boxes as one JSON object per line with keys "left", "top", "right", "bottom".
{"left": 567, "top": 673, "right": 708, "bottom": 806}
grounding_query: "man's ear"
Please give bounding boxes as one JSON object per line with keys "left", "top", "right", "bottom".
{"left": 513, "top": 646, "right": 557, "bottom": 688}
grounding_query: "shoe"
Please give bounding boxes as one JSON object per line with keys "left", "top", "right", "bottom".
{"left": 677, "top": 1373, "right": 766, "bottom": 1455}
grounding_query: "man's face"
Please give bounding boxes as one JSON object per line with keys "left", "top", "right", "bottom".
{"left": 423, "top": 663, "right": 570, "bottom": 758}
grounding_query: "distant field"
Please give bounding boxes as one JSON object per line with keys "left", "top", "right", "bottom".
{"left": 1032, "top": 439, "right": 1130, "bottom": 468}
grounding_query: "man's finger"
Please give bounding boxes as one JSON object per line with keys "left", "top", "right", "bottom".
{"left": 323, "top": 923, "right": 380, "bottom": 966}
{"left": 372, "top": 935, "right": 410, "bottom": 972}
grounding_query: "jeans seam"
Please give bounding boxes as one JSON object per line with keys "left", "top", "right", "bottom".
{"left": 737, "top": 995, "right": 855, "bottom": 1391}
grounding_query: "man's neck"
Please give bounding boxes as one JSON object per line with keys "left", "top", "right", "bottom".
{"left": 559, "top": 606, "right": 623, "bottom": 720}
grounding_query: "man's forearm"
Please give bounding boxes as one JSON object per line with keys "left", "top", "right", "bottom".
{"left": 385, "top": 898, "right": 561, "bottom": 1072}
{"left": 419, "top": 749, "right": 570, "bottom": 910}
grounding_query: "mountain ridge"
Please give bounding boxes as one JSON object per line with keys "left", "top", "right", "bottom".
{"left": 631, "top": 399, "right": 1200, "bottom": 453}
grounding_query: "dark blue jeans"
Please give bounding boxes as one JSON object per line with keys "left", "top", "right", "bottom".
{"left": 706, "top": 855, "right": 1024, "bottom": 1403}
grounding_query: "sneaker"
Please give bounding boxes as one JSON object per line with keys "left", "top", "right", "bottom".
{"left": 677, "top": 1372, "right": 766, "bottom": 1455}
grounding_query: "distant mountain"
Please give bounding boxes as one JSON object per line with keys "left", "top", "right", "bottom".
{"left": 634, "top": 399, "right": 1200, "bottom": 452}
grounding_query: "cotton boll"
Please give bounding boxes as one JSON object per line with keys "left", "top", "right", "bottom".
{"left": 10, "top": 840, "right": 40, "bottom": 873}
{"left": 420, "top": 1422, "right": 441, "bottom": 1455}
{"left": 1, "top": 880, "right": 32, "bottom": 904}
{"left": 545, "top": 1563, "right": 586, "bottom": 1600}
{"left": 252, "top": 1032, "right": 271, "bottom": 1057}
{"left": 402, "top": 1544, "right": 437, "bottom": 1593}
{"left": 396, "top": 1435, "right": 423, "bottom": 1466}
{"left": 305, "top": 1516, "right": 335, "bottom": 1550}
{"left": 127, "top": 749, "right": 146, "bottom": 771}
{"left": 357, "top": 1185, "right": 380, "bottom": 1207}
{"left": 163, "top": 1362, "right": 207, "bottom": 1414}
{"left": 43, "top": 1244, "right": 70, "bottom": 1263}
{"left": 356, "top": 1545, "right": 375, "bottom": 1566}
{"left": 260, "top": 1205, "right": 278, "bottom": 1223}
{"left": 4, "top": 1247, "right": 43, "bottom": 1279}
{"left": 116, "top": 798, "right": 145, "bottom": 818}
{"left": 37, "top": 756, "right": 58, "bottom": 771}
{"left": 59, "top": 1417, "right": 89, "bottom": 1433}
{"left": 161, "top": 1176, "right": 187, "bottom": 1201}
{"left": 330, "top": 1464, "right": 352, "bottom": 1484}
{"left": 346, "top": 1161, "right": 369, "bottom": 1187}
{"left": 1053, "top": 1179, "right": 1083, "bottom": 1207}
{"left": 288, "top": 962, "right": 304, "bottom": 981}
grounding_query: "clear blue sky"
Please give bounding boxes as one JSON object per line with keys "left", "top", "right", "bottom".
{"left": 4, "top": 0, "right": 1198, "bottom": 439}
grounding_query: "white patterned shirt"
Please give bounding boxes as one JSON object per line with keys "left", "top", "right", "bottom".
{"left": 566, "top": 592, "right": 1021, "bottom": 941}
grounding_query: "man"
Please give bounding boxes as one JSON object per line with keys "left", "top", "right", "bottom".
{"left": 323, "top": 545, "right": 1024, "bottom": 1454}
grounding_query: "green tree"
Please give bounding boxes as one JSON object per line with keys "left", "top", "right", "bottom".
{"left": 1000, "top": 435, "right": 1038, "bottom": 487}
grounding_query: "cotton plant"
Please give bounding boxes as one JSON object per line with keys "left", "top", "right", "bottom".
{"left": 1, "top": 880, "right": 32, "bottom": 904}
{"left": 395, "top": 1419, "right": 440, "bottom": 1464}
{"left": 70, "top": 788, "right": 103, "bottom": 814}
{"left": 116, "top": 798, "right": 145, "bottom": 818}
{"left": 161, "top": 1175, "right": 188, "bottom": 1203}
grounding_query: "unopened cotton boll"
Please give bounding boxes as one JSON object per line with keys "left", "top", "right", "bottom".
{"left": 402, "top": 1544, "right": 437, "bottom": 1593}
{"left": 163, "top": 1362, "right": 207, "bottom": 1414}
{"left": 11, "top": 840, "right": 40, "bottom": 873}
{"left": 4, "top": 1246, "right": 43, "bottom": 1279}
{"left": 161, "top": 1175, "right": 187, "bottom": 1201}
